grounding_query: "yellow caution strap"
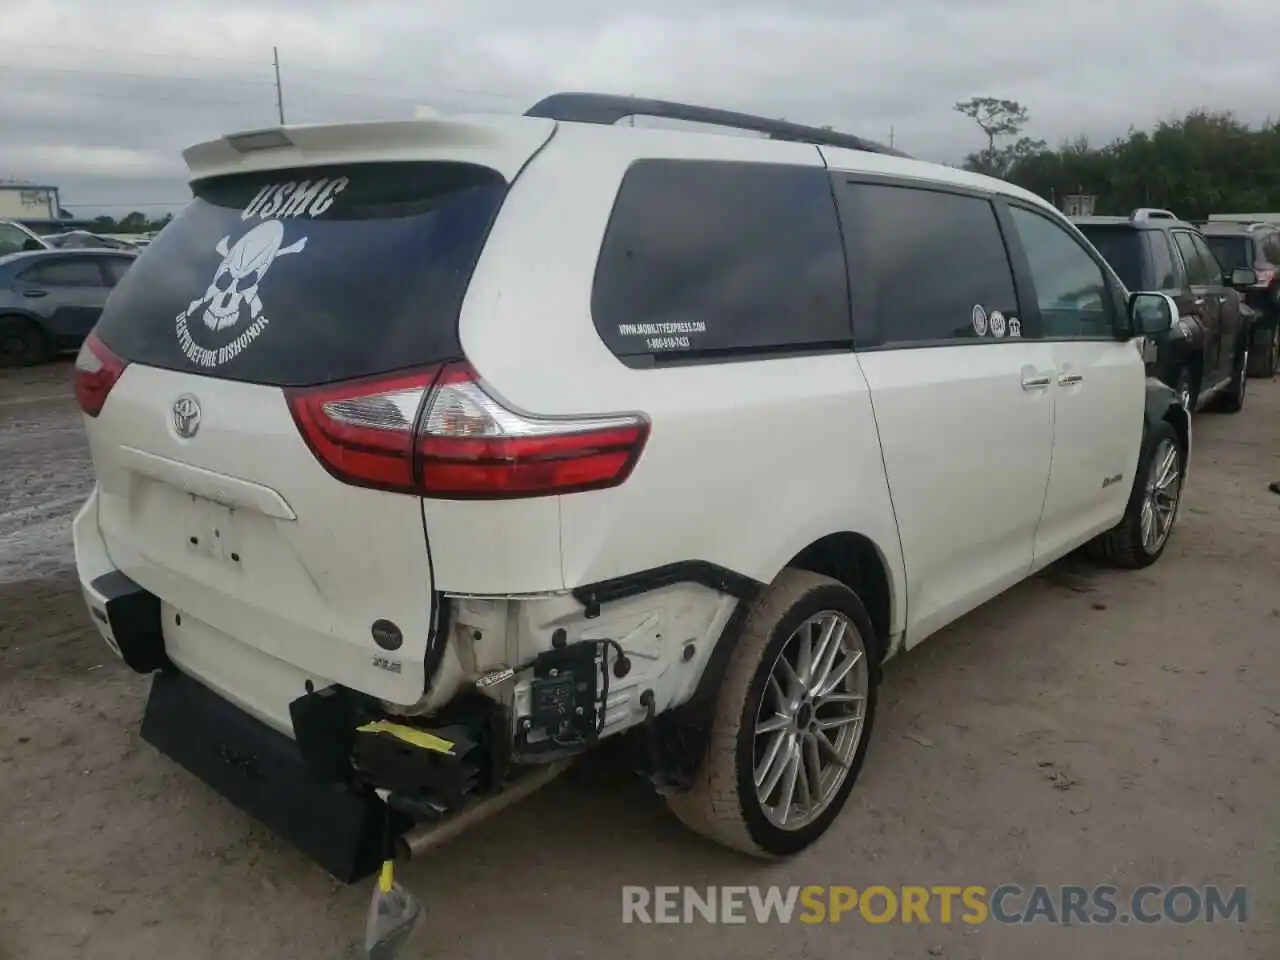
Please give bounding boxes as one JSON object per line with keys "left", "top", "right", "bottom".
{"left": 378, "top": 859, "right": 395, "bottom": 893}
{"left": 357, "top": 720, "right": 457, "bottom": 756}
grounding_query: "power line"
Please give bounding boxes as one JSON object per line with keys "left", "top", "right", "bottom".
{"left": 0, "top": 59, "right": 275, "bottom": 87}
{"left": 9, "top": 39, "right": 270, "bottom": 67}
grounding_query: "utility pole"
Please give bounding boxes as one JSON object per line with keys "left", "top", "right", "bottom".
{"left": 273, "top": 46, "right": 285, "bottom": 124}
{"left": 889, "top": 125, "right": 895, "bottom": 149}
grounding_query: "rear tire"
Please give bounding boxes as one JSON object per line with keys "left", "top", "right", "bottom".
{"left": 0, "top": 315, "right": 48, "bottom": 367}
{"left": 1088, "top": 420, "right": 1184, "bottom": 569}
{"left": 664, "top": 569, "right": 878, "bottom": 857}
{"left": 1247, "top": 325, "right": 1277, "bottom": 378}
{"left": 1217, "top": 343, "right": 1249, "bottom": 413}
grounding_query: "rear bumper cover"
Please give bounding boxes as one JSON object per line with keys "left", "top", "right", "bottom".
{"left": 142, "top": 670, "right": 392, "bottom": 883}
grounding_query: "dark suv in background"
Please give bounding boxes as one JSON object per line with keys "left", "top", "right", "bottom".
{"left": 1073, "top": 208, "right": 1257, "bottom": 413}
{"left": 1198, "top": 220, "right": 1280, "bottom": 378}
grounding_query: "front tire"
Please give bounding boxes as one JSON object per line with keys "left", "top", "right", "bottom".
{"left": 1088, "top": 420, "right": 1184, "bottom": 569}
{"left": 664, "top": 570, "right": 878, "bottom": 857}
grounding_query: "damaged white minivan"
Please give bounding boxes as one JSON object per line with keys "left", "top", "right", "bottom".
{"left": 73, "top": 93, "right": 1189, "bottom": 882}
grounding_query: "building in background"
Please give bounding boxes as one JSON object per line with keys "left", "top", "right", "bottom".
{"left": 0, "top": 182, "right": 92, "bottom": 233}
{"left": 1061, "top": 194, "right": 1097, "bottom": 217}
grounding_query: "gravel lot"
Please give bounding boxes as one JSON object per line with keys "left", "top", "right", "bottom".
{"left": 1, "top": 360, "right": 1277, "bottom": 960}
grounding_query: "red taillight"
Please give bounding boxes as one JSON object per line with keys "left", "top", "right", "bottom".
{"left": 286, "top": 362, "right": 650, "bottom": 499}
{"left": 74, "top": 333, "right": 128, "bottom": 417}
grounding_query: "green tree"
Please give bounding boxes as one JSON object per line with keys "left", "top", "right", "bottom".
{"left": 954, "top": 97, "right": 1047, "bottom": 177}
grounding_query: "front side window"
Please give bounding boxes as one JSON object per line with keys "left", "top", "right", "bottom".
{"left": 1008, "top": 206, "right": 1113, "bottom": 338}
{"left": 592, "top": 160, "right": 851, "bottom": 363}
{"left": 833, "top": 182, "right": 1021, "bottom": 345}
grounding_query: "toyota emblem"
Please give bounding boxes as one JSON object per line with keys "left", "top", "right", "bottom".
{"left": 172, "top": 395, "right": 202, "bottom": 439}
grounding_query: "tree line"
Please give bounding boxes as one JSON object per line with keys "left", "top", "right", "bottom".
{"left": 955, "top": 97, "right": 1280, "bottom": 220}
{"left": 86, "top": 211, "right": 174, "bottom": 235}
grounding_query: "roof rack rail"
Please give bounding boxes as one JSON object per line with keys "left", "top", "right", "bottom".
{"left": 1130, "top": 207, "right": 1178, "bottom": 222}
{"left": 524, "top": 92, "right": 913, "bottom": 159}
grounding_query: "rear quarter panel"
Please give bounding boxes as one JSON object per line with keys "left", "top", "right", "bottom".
{"left": 446, "top": 126, "right": 907, "bottom": 635}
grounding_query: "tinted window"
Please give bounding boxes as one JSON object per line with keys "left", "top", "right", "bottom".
{"left": 1008, "top": 206, "right": 1113, "bottom": 338}
{"left": 19, "top": 258, "right": 104, "bottom": 287}
{"left": 103, "top": 257, "right": 134, "bottom": 286}
{"left": 1074, "top": 225, "right": 1145, "bottom": 290}
{"left": 1148, "top": 231, "right": 1179, "bottom": 289}
{"left": 1262, "top": 230, "right": 1280, "bottom": 264}
{"left": 1173, "top": 232, "right": 1219, "bottom": 285}
{"left": 0, "top": 224, "right": 33, "bottom": 257}
{"left": 592, "top": 160, "right": 851, "bottom": 362}
{"left": 834, "top": 182, "right": 1019, "bottom": 345}
{"left": 94, "top": 162, "right": 507, "bottom": 387}
{"left": 1204, "top": 236, "right": 1252, "bottom": 272}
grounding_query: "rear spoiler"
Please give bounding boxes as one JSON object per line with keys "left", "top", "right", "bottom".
{"left": 182, "top": 115, "right": 557, "bottom": 184}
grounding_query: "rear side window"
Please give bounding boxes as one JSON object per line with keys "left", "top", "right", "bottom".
{"left": 19, "top": 258, "right": 103, "bottom": 286}
{"left": 591, "top": 160, "right": 851, "bottom": 364}
{"left": 833, "top": 181, "right": 1020, "bottom": 346}
{"left": 94, "top": 162, "right": 507, "bottom": 387}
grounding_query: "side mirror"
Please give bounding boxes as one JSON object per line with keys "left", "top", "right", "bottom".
{"left": 1230, "top": 266, "right": 1258, "bottom": 288}
{"left": 1128, "top": 291, "right": 1177, "bottom": 337}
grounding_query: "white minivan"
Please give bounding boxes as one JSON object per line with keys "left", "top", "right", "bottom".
{"left": 73, "top": 93, "right": 1189, "bottom": 881}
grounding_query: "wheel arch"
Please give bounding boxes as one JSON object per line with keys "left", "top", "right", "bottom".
{"left": 784, "top": 532, "right": 897, "bottom": 664}
{"left": 1144, "top": 375, "right": 1191, "bottom": 469}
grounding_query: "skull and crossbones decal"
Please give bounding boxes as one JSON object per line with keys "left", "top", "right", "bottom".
{"left": 184, "top": 220, "right": 307, "bottom": 333}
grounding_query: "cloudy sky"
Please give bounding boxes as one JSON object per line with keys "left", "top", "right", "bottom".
{"left": 4, "top": 0, "right": 1275, "bottom": 218}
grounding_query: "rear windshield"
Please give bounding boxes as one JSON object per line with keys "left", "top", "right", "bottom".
{"left": 1074, "top": 225, "right": 1145, "bottom": 291}
{"left": 1204, "top": 236, "right": 1252, "bottom": 272}
{"left": 94, "top": 161, "right": 507, "bottom": 387}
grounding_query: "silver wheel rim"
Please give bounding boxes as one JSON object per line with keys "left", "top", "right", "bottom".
{"left": 1140, "top": 438, "right": 1181, "bottom": 554}
{"left": 1179, "top": 380, "right": 1192, "bottom": 411}
{"left": 752, "top": 610, "right": 868, "bottom": 831}
{"left": 1240, "top": 350, "right": 1248, "bottom": 396}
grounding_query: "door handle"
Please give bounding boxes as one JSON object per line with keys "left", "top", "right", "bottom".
{"left": 1058, "top": 373, "right": 1085, "bottom": 385}
{"left": 21, "top": 289, "right": 47, "bottom": 299}
{"left": 1021, "top": 374, "right": 1052, "bottom": 390}
{"left": 1193, "top": 297, "right": 1205, "bottom": 306}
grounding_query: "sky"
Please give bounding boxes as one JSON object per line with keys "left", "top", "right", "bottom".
{"left": 3, "top": 0, "right": 1276, "bottom": 219}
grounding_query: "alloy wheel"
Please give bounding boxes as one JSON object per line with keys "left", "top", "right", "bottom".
{"left": 752, "top": 611, "right": 868, "bottom": 831}
{"left": 1140, "top": 438, "right": 1181, "bottom": 555}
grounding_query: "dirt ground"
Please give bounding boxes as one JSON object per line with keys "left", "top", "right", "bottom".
{"left": 1, "top": 360, "right": 1277, "bottom": 960}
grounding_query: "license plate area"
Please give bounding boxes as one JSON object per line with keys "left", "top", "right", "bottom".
{"left": 182, "top": 494, "right": 243, "bottom": 566}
